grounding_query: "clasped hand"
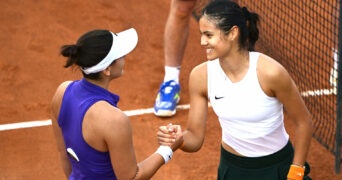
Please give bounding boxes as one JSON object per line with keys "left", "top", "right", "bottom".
{"left": 157, "top": 123, "right": 183, "bottom": 151}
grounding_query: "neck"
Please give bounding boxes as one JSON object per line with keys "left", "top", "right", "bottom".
{"left": 85, "top": 78, "right": 110, "bottom": 89}
{"left": 220, "top": 50, "right": 249, "bottom": 72}
{"left": 219, "top": 50, "right": 250, "bottom": 82}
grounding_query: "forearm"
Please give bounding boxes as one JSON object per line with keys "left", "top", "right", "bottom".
{"left": 292, "top": 121, "right": 313, "bottom": 166}
{"left": 134, "top": 149, "right": 169, "bottom": 179}
{"left": 180, "top": 129, "right": 204, "bottom": 152}
{"left": 287, "top": 121, "right": 312, "bottom": 180}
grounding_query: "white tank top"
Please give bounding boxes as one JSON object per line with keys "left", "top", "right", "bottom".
{"left": 207, "top": 52, "right": 289, "bottom": 157}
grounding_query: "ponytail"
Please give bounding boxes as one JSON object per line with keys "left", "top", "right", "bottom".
{"left": 242, "top": 7, "right": 259, "bottom": 51}
{"left": 60, "top": 44, "right": 79, "bottom": 68}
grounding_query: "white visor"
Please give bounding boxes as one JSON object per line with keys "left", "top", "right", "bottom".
{"left": 82, "top": 28, "right": 138, "bottom": 74}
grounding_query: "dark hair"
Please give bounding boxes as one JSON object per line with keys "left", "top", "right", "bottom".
{"left": 60, "top": 30, "right": 113, "bottom": 79}
{"left": 201, "top": 0, "right": 259, "bottom": 51}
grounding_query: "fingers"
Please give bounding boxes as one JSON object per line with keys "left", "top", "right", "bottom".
{"left": 157, "top": 124, "right": 183, "bottom": 149}
{"left": 157, "top": 138, "right": 174, "bottom": 147}
{"left": 167, "top": 123, "right": 176, "bottom": 133}
{"left": 159, "top": 123, "right": 177, "bottom": 133}
{"left": 157, "top": 125, "right": 175, "bottom": 146}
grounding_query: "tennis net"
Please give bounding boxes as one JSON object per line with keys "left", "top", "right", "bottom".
{"left": 237, "top": 0, "right": 341, "bottom": 173}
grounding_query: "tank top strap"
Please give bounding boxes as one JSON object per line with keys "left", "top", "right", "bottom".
{"left": 249, "top": 52, "right": 260, "bottom": 73}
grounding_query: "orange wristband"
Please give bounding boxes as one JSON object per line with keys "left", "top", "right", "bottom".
{"left": 287, "top": 164, "right": 305, "bottom": 180}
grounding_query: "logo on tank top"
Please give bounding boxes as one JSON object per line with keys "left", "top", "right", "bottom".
{"left": 215, "top": 95, "right": 224, "bottom": 100}
{"left": 67, "top": 147, "right": 80, "bottom": 162}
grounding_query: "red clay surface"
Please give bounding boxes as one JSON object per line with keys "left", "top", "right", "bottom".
{"left": 0, "top": 0, "right": 341, "bottom": 179}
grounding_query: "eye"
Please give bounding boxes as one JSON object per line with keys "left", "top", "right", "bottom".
{"left": 200, "top": 31, "right": 214, "bottom": 38}
{"left": 206, "top": 33, "right": 213, "bottom": 38}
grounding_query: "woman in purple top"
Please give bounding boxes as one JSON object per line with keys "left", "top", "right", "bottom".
{"left": 51, "top": 28, "right": 174, "bottom": 179}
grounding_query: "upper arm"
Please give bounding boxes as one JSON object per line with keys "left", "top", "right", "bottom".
{"left": 100, "top": 108, "right": 138, "bottom": 180}
{"left": 185, "top": 63, "right": 209, "bottom": 151}
{"left": 50, "top": 81, "right": 72, "bottom": 176}
{"left": 51, "top": 81, "right": 71, "bottom": 152}
{"left": 259, "top": 55, "right": 311, "bottom": 124}
{"left": 259, "top": 55, "right": 313, "bottom": 165}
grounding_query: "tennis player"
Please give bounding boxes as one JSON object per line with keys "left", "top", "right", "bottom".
{"left": 157, "top": 1, "right": 313, "bottom": 179}
{"left": 154, "top": 0, "right": 237, "bottom": 117}
{"left": 51, "top": 28, "right": 174, "bottom": 179}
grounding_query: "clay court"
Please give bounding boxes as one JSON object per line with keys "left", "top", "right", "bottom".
{"left": 0, "top": 0, "right": 341, "bottom": 179}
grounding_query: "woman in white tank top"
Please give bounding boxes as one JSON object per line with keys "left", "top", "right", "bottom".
{"left": 157, "top": 1, "right": 313, "bottom": 180}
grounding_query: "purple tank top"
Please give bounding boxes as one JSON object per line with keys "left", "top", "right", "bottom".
{"left": 58, "top": 78, "right": 119, "bottom": 180}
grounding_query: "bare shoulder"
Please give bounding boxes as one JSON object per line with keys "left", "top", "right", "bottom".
{"left": 52, "top": 81, "right": 73, "bottom": 100}
{"left": 88, "top": 101, "right": 129, "bottom": 124}
{"left": 257, "top": 54, "right": 292, "bottom": 96}
{"left": 190, "top": 61, "right": 208, "bottom": 76}
{"left": 87, "top": 101, "right": 131, "bottom": 135}
{"left": 51, "top": 81, "right": 73, "bottom": 116}
{"left": 83, "top": 101, "right": 132, "bottom": 152}
{"left": 190, "top": 61, "right": 208, "bottom": 83}
{"left": 257, "top": 53, "right": 288, "bottom": 78}
{"left": 189, "top": 61, "right": 208, "bottom": 95}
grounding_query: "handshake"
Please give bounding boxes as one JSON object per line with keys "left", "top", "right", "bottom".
{"left": 155, "top": 123, "right": 185, "bottom": 164}
{"left": 157, "top": 123, "right": 184, "bottom": 151}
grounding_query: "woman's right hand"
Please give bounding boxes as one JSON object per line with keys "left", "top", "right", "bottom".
{"left": 157, "top": 124, "right": 183, "bottom": 151}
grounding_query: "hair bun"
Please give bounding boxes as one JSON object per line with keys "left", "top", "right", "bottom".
{"left": 61, "top": 44, "right": 79, "bottom": 58}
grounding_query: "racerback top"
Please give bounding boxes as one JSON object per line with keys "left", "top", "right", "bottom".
{"left": 207, "top": 52, "right": 289, "bottom": 157}
{"left": 58, "top": 78, "right": 119, "bottom": 179}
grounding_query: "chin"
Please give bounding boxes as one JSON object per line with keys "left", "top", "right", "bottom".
{"left": 206, "top": 56, "right": 217, "bottom": 61}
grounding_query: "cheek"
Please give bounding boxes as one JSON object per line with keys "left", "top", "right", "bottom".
{"left": 111, "top": 63, "right": 125, "bottom": 76}
{"left": 115, "top": 61, "right": 125, "bottom": 70}
{"left": 209, "top": 36, "right": 222, "bottom": 46}
{"left": 216, "top": 39, "right": 230, "bottom": 51}
{"left": 118, "top": 64, "right": 124, "bottom": 73}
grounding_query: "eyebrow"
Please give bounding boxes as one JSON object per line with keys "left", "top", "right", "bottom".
{"left": 201, "top": 30, "right": 214, "bottom": 35}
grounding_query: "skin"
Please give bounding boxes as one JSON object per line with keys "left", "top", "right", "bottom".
{"left": 163, "top": 0, "right": 238, "bottom": 67}
{"left": 164, "top": 0, "right": 197, "bottom": 67}
{"left": 158, "top": 14, "right": 313, "bottom": 174}
{"left": 51, "top": 57, "right": 168, "bottom": 180}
